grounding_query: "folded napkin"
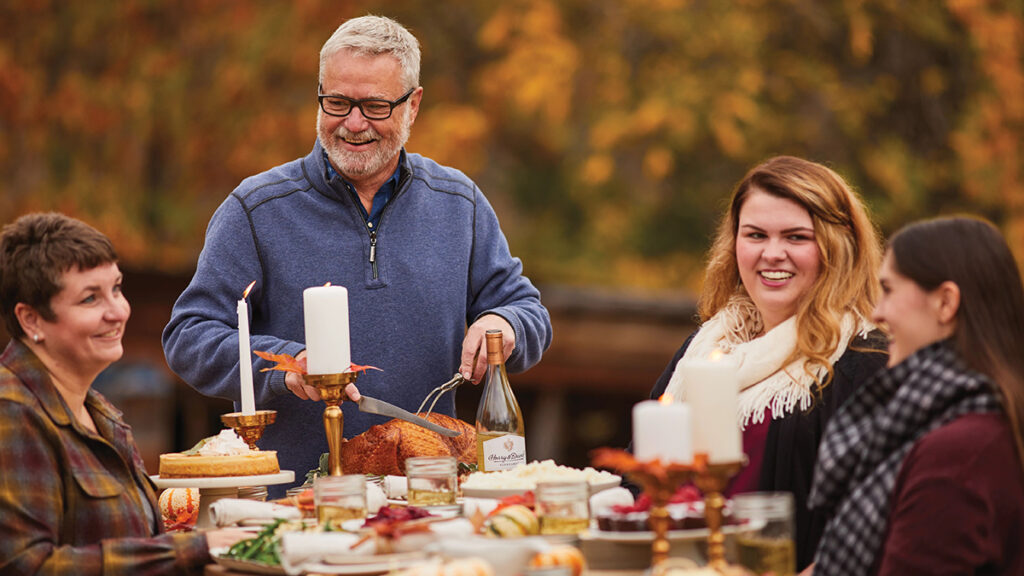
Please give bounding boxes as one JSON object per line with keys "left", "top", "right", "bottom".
{"left": 589, "top": 486, "right": 635, "bottom": 516}
{"left": 367, "top": 480, "right": 387, "bottom": 514}
{"left": 278, "top": 531, "right": 376, "bottom": 575}
{"left": 383, "top": 475, "right": 408, "bottom": 499}
{"left": 390, "top": 517, "right": 477, "bottom": 553}
{"left": 461, "top": 497, "right": 499, "bottom": 518}
{"left": 209, "top": 498, "right": 301, "bottom": 527}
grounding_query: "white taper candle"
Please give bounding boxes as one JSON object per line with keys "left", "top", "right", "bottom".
{"left": 237, "top": 282, "right": 256, "bottom": 415}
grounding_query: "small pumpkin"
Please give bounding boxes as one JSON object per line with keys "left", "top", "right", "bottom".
{"left": 158, "top": 487, "right": 200, "bottom": 529}
{"left": 485, "top": 504, "right": 540, "bottom": 537}
{"left": 530, "top": 545, "right": 586, "bottom": 576}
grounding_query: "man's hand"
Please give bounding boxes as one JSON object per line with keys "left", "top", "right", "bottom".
{"left": 284, "top": 350, "right": 361, "bottom": 401}
{"left": 460, "top": 314, "right": 515, "bottom": 384}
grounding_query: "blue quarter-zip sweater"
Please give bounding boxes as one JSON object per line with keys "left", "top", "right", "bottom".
{"left": 162, "top": 141, "right": 552, "bottom": 493}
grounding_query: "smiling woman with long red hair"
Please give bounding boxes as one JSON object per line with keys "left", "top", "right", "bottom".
{"left": 650, "top": 156, "right": 888, "bottom": 571}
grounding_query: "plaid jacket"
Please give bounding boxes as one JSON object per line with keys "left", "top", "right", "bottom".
{"left": 0, "top": 340, "right": 209, "bottom": 575}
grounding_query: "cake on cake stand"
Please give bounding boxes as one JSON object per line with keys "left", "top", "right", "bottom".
{"left": 151, "top": 470, "right": 294, "bottom": 529}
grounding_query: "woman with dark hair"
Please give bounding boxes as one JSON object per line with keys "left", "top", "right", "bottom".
{"left": 651, "top": 156, "right": 888, "bottom": 570}
{"left": 0, "top": 213, "right": 242, "bottom": 575}
{"left": 809, "top": 216, "right": 1024, "bottom": 575}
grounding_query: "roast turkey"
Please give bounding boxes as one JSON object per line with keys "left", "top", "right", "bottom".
{"left": 340, "top": 413, "right": 476, "bottom": 476}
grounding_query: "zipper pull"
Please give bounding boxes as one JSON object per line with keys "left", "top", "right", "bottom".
{"left": 369, "top": 231, "right": 377, "bottom": 264}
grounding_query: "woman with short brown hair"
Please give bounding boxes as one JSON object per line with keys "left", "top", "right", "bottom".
{"left": 0, "top": 212, "right": 238, "bottom": 575}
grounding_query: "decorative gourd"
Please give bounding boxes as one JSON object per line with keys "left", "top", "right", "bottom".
{"left": 485, "top": 504, "right": 540, "bottom": 537}
{"left": 158, "top": 487, "right": 200, "bottom": 528}
{"left": 398, "top": 558, "right": 494, "bottom": 576}
{"left": 530, "top": 545, "right": 586, "bottom": 576}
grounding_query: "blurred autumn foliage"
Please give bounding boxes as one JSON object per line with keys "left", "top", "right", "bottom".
{"left": 2, "top": 0, "right": 1022, "bottom": 292}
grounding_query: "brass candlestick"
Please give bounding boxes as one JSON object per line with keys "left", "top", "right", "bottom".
{"left": 303, "top": 372, "right": 359, "bottom": 476}
{"left": 628, "top": 463, "right": 705, "bottom": 566}
{"left": 591, "top": 449, "right": 707, "bottom": 568}
{"left": 221, "top": 410, "right": 277, "bottom": 450}
{"left": 693, "top": 459, "right": 745, "bottom": 571}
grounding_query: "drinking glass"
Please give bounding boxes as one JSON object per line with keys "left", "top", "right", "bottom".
{"left": 732, "top": 492, "right": 795, "bottom": 576}
{"left": 405, "top": 456, "right": 458, "bottom": 506}
{"left": 314, "top": 474, "right": 367, "bottom": 529}
{"left": 536, "top": 481, "right": 590, "bottom": 535}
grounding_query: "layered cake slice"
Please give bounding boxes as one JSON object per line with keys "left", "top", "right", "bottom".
{"left": 594, "top": 485, "right": 730, "bottom": 531}
{"left": 158, "top": 429, "right": 279, "bottom": 478}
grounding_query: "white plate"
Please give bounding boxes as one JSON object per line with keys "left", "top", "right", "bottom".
{"left": 213, "top": 555, "right": 285, "bottom": 575}
{"left": 386, "top": 497, "right": 464, "bottom": 506}
{"left": 150, "top": 470, "right": 295, "bottom": 489}
{"left": 213, "top": 551, "right": 427, "bottom": 575}
{"left": 582, "top": 522, "right": 746, "bottom": 544}
{"left": 461, "top": 476, "right": 621, "bottom": 499}
{"left": 321, "top": 550, "right": 426, "bottom": 566}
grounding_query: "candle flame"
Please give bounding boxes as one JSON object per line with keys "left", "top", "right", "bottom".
{"left": 709, "top": 349, "right": 724, "bottom": 361}
{"left": 324, "top": 282, "right": 332, "bottom": 287}
{"left": 242, "top": 281, "right": 256, "bottom": 299}
{"left": 658, "top": 393, "right": 674, "bottom": 405}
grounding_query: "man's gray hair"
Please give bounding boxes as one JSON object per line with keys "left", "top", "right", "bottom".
{"left": 319, "top": 15, "right": 421, "bottom": 91}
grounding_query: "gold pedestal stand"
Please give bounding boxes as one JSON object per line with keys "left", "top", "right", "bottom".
{"left": 694, "top": 460, "right": 745, "bottom": 572}
{"left": 303, "top": 372, "right": 359, "bottom": 476}
{"left": 593, "top": 449, "right": 746, "bottom": 574}
{"left": 624, "top": 463, "right": 703, "bottom": 566}
{"left": 221, "top": 410, "right": 277, "bottom": 450}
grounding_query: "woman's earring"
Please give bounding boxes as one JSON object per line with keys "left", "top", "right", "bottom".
{"left": 32, "top": 334, "right": 39, "bottom": 343}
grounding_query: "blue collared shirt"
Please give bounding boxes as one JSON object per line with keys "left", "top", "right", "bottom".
{"left": 324, "top": 152, "right": 401, "bottom": 230}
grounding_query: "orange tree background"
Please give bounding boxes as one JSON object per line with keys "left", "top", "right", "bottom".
{"left": 2, "top": 0, "right": 1022, "bottom": 293}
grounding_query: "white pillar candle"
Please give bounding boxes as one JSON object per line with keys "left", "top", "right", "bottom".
{"left": 682, "top": 352, "right": 743, "bottom": 463}
{"left": 632, "top": 396, "right": 693, "bottom": 464}
{"left": 303, "top": 285, "right": 352, "bottom": 375}
{"left": 237, "top": 282, "right": 257, "bottom": 415}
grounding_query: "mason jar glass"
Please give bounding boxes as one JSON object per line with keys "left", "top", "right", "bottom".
{"left": 405, "top": 456, "right": 458, "bottom": 506}
{"left": 536, "top": 481, "right": 590, "bottom": 535}
{"left": 314, "top": 474, "right": 367, "bottom": 529}
{"left": 732, "top": 492, "right": 795, "bottom": 576}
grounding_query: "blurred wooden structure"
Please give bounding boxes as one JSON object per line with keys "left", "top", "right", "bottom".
{"left": 72, "top": 270, "right": 700, "bottom": 472}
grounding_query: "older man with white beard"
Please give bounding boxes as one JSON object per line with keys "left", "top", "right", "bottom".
{"left": 163, "top": 15, "right": 552, "bottom": 497}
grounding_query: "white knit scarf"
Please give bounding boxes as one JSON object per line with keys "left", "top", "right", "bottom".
{"left": 665, "top": 297, "right": 871, "bottom": 429}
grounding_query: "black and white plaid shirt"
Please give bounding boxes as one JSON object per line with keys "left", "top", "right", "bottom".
{"left": 809, "top": 340, "right": 1002, "bottom": 576}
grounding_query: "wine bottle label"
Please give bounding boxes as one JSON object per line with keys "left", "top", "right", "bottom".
{"left": 481, "top": 434, "right": 526, "bottom": 471}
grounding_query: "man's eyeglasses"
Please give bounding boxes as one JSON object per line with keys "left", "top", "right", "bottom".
{"left": 317, "top": 86, "right": 416, "bottom": 120}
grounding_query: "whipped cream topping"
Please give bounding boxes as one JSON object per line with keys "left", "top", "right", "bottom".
{"left": 198, "top": 429, "right": 251, "bottom": 456}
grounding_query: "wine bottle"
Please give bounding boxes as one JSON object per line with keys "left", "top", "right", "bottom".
{"left": 474, "top": 329, "right": 526, "bottom": 472}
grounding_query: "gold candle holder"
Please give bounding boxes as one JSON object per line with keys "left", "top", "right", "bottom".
{"left": 591, "top": 449, "right": 706, "bottom": 568}
{"left": 221, "top": 410, "right": 277, "bottom": 450}
{"left": 303, "top": 372, "right": 359, "bottom": 476}
{"left": 628, "top": 463, "right": 704, "bottom": 566}
{"left": 693, "top": 459, "right": 745, "bottom": 571}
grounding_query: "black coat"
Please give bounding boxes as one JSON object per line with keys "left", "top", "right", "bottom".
{"left": 649, "top": 330, "right": 888, "bottom": 571}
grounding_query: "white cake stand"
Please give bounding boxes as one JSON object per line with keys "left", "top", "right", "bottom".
{"left": 151, "top": 470, "right": 295, "bottom": 529}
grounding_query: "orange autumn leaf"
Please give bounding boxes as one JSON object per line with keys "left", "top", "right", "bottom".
{"left": 253, "top": 350, "right": 307, "bottom": 374}
{"left": 590, "top": 447, "right": 704, "bottom": 484}
{"left": 349, "top": 363, "right": 383, "bottom": 375}
{"left": 254, "top": 350, "right": 382, "bottom": 376}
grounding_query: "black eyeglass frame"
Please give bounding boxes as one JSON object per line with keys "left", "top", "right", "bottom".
{"left": 317, "top": 85, "right": 416, "bottom": 120}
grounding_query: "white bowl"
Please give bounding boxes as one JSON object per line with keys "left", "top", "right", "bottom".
{"left": 426, "top": 536, "right": 550, "bottom": 576}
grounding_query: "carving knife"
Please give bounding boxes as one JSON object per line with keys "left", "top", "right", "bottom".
{"left": 356, "top": 395, "right": 462, "bottom": 437}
